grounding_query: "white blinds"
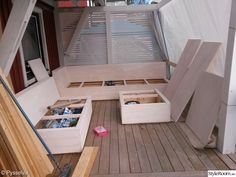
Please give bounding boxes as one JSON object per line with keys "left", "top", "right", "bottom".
{"left": 111, "top": 12, "right": 162, "bottom": 63}
{"left": 69, "top": 11, "right": 107, "bottom": 65}
{"left": 59, "top": 7, "right": 165, "bottom": 66}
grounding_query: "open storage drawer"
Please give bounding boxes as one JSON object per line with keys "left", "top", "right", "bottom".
{"left": 119, "top": 89, "right": 170, "bottom": 124}
{"left": 35, "top": 97, "right": 92, "bottom": 154}
{"left": 16, "top": 78, "right": 93, "bottom": 154}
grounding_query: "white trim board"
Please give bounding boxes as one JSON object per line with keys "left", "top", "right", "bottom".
{"left": 218, "top": 0, "right": 236, "bottom": 154}
{"left": 0, "top": 0, "right": 36, "bottom": 75}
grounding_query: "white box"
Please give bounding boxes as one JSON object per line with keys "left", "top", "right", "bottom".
{"left": 119, "top": 89, "right": 170, "bottom": 124}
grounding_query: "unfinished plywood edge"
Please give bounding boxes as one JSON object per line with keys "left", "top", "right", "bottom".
{"left": 71, "top": 147, "right": 99, "bottom": 177}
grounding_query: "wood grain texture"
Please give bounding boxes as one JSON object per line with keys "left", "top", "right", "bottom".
{"left": 99, "top": 101, "right": 111, "bottom": 174}
{"left": 0, "top": 77, "right": 53, "bottom": 176}
{"left": 164, "top": 39, "right": 201, "bottom": 100}
{"left": 71, "top": 147, "right": 99, "bottom": 177}
{"left": 186, "top": 72, "right": 223, "bottom": 146}
{"left": 84, "top": 100, "right": 235, "bottom": 176}
{"left": 90, "top": 171, "right": 208, "bottom": 177}
{"left": 171, "top": 42, "right": 221, "bottom": 121}
{"left": 146, "top": 124, "right": 173, "bottom": 172}
{"left": 109, "top": 101, "right": 120, "bottom": 174}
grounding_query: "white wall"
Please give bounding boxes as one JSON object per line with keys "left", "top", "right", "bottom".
{"left": 159, "top": 0, "right": 232, "bottom": 76}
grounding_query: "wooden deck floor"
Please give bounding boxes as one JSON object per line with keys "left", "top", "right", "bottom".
{"left": 49, "top": 100, "right": 236, "bottom": 177}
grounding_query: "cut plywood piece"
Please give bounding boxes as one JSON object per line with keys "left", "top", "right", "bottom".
{"left": 71, "top": 147, "right": 99, "bottom": 177}
{"left": 171, "top": 42, "right": 221, "bottom": 121}
{"left": 186, "top": 72, "right": 223, "bottom": 146}
{"left": 164, "top": 39, "right": 202, "bottom": 100}
{"left": 16, "top": 77, "right": 60, "bottom": 125}
{"left": 0, "top": 0, "right": 36, "bottom": 75}
{"left": 28, "top": 58, "right": 49, "bottom": 81}
{"left": 64, "top": 62, "right": 166, "bottom": 82}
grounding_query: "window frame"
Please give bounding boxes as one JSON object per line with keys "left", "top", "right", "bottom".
{"left": 19, "top": 7, "right": 49, "bottom": 87}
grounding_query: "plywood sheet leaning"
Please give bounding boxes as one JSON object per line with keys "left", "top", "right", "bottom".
{"left": 0, "top": 71, "right": 54, "bottom": 176}
{"left": 186, "top": 72, "right": 223, "bottom": 147}
{"left": 28, "top": 58, "right": 49, "bottom": 81}
{"left": 171, "top": 42, "right": 221, "bottom": 121}
{"left": 163, "top": 39, "right": 202, "bottom": 100}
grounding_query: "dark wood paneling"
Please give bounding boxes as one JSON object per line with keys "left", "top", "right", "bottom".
{"left": 43, "top": 8, "right": 60, "bottom": 72}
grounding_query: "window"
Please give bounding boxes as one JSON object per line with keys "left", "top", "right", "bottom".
{"left": 20, "top": 7, "right": 49, "bottom": 87}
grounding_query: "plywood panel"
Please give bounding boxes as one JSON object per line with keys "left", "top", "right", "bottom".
{"left": 186, "top": 72, "right": 223, "bottom": 146}
{"left": 171, "top": 42, "right": 221, "bottom": 121}
{"left": 16, "top": 77, "right": 60, "bottom": 125}
{"left": 28, "top": 58, "right": 49, "bottom": 81}
{"left": 164, "top": 39, "right": 202, "bottom": 100}
{"left": 65, "top": 62, "right": 166, "bottom": 81}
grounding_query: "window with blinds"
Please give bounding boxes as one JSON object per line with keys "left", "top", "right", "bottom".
{"left": 111, "top": 12, "right": 162, "bottom": 63}
{"left": 59, "top": 8, "right": 164, "bottom": 66}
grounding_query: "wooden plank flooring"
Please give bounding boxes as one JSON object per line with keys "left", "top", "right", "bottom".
{"left": 48, "top": 100, "right": 236, "bottom": 177}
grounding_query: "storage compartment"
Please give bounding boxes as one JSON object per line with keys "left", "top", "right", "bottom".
{"left": 119, "top": 89, "right": 170, "bottom": 124}
{"left": 126, "top": 79, "right": 146, "bottom": 85}
{"left": 146, "top": 79, "right": 168, "bottom": 84}
{"left": 53, "top": 63, "right": 168, "bottom": 100}
{"left": 67, "top": 82, "right": 82, "bottom": 88}
{"left": 82, "top": 81, "right": 103, "bottom": 87}
{"left": 36, "top": 97, "right": 92, "bottom": 154}
{"left": 104, "top": 80, "right": 125, "bottom": 86}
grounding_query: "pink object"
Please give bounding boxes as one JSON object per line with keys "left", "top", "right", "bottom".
{"left": 93, "top": 126, "right": 108, "bottom": 137}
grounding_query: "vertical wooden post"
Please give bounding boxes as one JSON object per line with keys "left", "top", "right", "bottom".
{"left": 218, "top": 0, "right": 236, "bottom": 154}
{"left": 0, "top": 0, "right": 36, "bottom": 76}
